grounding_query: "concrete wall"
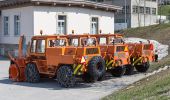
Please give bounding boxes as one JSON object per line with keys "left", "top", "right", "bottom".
{"left": 131, "top": 0, "right": 158, "bottom": 27}
{"left": 112, "top": 0, "right": 132, "bottom": 28}
{"left": 33, "top": 6, "right": 115, "bottom": 35}
{"left": 131, "top": 14, "right": 157, "bottom": 27}
{"left": 0, "top": 15, "right": 2, "bottom": 35}
{"left": 0, "top": 6, "right": 115, "bottom": 56}
{"left": 0, "top": 6, "right": 34, "bottom": 44}
{"left": 113, "top": 0, "right": 158, "bottom": 28}
{"left": 0, "top": 6, "right": 115, "bottom": 43}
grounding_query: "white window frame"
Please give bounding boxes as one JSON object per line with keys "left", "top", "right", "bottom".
{"left": 152, "top": 8, "right": 156, "bottom": 15}
{"left": 14, "top": 15, "right": 20, "bottom": 36}
{"left": 57, "top": 15, "right": 67, "bottom": 35}
{"left": 132, "top": 6, "right": 138, "bottom": 13}
{"left": 145, "top": 7, "right": 151, "bottom": 14}
{"left": 90, "top": 17, "right": 99, "bottom": 34}
{"left": 140, "top": 7, "right": 144, "bottom": 14}
{"left": 3, "top": 16, "right": 9, "bottom": 36}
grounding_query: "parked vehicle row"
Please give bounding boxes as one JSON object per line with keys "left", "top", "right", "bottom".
{"left": 8, "top": 33, "right": 156, "bottom": 87}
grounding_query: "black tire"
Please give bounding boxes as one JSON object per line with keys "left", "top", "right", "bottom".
{"left": 135, "top": 62, "right": 150, "bottom": 72}
{"left": 86, "top": 56, "right": 105, "bottom": 82}
{"left": 25, "top": 63, "right": 40, "bottom": 83}
{"left": 111, "top": 66, "right": 126, "bottom": 77}
{"left": 125, "top": 64, "right": 134, "bottom": 75}
{"left": 82, "top": 73, "right": 92, "bottom": 83}
{"left": 155, "top": 54, "right": 158, "bottom": 62}
{"left": 57, "top": 65, "right": 76, "bottom": 88}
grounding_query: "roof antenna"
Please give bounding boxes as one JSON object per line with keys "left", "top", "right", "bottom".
{"left": 72, "top": 30, "right": 74, "bottom": 35}
{"left": 40, "top": 30, "right": 43, "bottom": 36}
{"left": 99, "top": 30, "right": 102, "bottom": 34}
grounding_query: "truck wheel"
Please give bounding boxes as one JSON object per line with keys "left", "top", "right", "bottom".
{"left": 125, "top": 64, "right": 134, "bottom": 75}
{"left": 111, "top": 66, "right": 126, "bottom": 77}
{"left": 57, "top": 65, "right": 76, "bottom": 88}
{"left": 87, "top": 56, "right": 106, "bottom": 82}
{"left": 82, "top": 73, "right": 92, "bottom": 83}
{"left": 25, "top": 63, "right": 40, "bottom": 83}
{"left": 135, "top": 62, "right": 150, "bottom": 72}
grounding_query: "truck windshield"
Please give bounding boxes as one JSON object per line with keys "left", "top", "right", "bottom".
{"left": 99, "top": 37, "right": 107, "bottom": 45}
{"left": 49, "top": 39, "right": 66, "bottom": 47}
{"left": 69, "top": 38, "right": 79, "bottom": 47}
{"left": 116, "top": 46, "right": 125, "bottom": 52}
{"left": 81, "top": 38, "right": 96, "bottom": 46}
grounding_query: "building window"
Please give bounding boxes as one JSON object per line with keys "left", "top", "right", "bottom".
{"left": 145, "top": 7, "right": 151, "bottom": 14}
{"left": 3, "top": 16, "right": 9, "bottom": 35}
{"left": 122, "top": 5, "right": 130, "bottom": 13}
{"left": 140, "top": 7, "right": 144, "bottom": 14}
{"left": 132, "top": 6, "right": 138, "bottom": 13}
{"left": 152, "top": 8, "right": 156, "bottom": 15}
{"left": 90, "top": 17, "right": 98, "bottom": 34}
{"left": 57, "top": 15, "right": 66, "bottom": 35}
{"left": 14, "top": 15, "right": 20, "bottom": 35}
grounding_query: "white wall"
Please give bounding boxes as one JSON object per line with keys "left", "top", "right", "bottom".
{"left": 0, "top": 15, "right": 2, "bottom": 35}
{"left": 0, "top": 6, "right": 34, "bottom": 44}
{"left": 0, "top": 6, "right": 115, "bottom": 44}
{"left": 131, "top": 0, "right": 158, "bottom": 27}
{"left": 33, "top": 6, "right": 115, "bottom": 35}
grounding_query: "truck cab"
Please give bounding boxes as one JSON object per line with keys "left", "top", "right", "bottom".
{"left": 92, "top": 34, "right": 130, "bottom": 77}
{"left": 16, "top": 35, "right": 105, "bottom": 87}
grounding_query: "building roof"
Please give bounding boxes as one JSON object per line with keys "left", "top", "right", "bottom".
{"left": 0, "top": 0, "right": 122, "bottom": 12}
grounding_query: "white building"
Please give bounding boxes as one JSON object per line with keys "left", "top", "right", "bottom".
{"left": 112, "top": 0, "right": 158, "bottom": 30}
{"left": 0, "top": 0, "right": 121, "bottom": 56}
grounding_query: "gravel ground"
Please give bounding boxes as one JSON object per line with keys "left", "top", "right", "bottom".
{"left": 0, "top": 60, "right": 156, "bottom": 100}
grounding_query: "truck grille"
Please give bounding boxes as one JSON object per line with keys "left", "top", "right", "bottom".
{"left": 116, "top": 46, "right": 125, "bottom": 52}
{"left": 143, "top": 51, "right": 151, "bottom": 56}
{"left": 118, "top": 53, "right": 126, "bottom": 58}
{"left": 86, "top": 48, "right": 99, "bottom": 55}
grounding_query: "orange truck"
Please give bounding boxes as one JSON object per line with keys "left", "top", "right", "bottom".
{"left": 128, "top": 41, "right": 155, "bottom": 72}
{"left": 91, "top": 34, "right": 131, "bottom": 76}
{"left": 8, "top": 35, "right": 105, "bottom": 87}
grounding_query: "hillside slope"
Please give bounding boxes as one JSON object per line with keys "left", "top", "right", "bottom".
{"left": 102, "top": 23, "right": 170, "bottom": 100}
{"left": 103, "top": 67, "right": 170, "bottom": 100}
{"left": 122, "top": 23, "right": 170, "bottom": 52}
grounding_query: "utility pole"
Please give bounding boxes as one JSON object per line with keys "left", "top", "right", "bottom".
{"left": 135, "top": 0, "right": 141, "bottom": 27}
{"left": 159, "top": 4, "right": 162, "bottom": 24}
{"left": 124, "top": 0, "right": 127, "bottom": 29}
{"left": 144, "top": 0, "right": 146, "bottom": 26}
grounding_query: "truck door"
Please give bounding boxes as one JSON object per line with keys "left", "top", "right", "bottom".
{"left": 30, "top": 39, "right": 47, "bottom": 73}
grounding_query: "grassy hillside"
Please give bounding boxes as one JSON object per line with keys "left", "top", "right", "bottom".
{"left": 122, "top": 23, "right": 170, "bottom": 52}
{"left": 103, "top": 68, "right": 170, "bottom": 100}
{"left": 158, "top": 5, "right": 170, "bottom": 16}
{"left": 102, "top": 23, "right": 170, "bottom": 100}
